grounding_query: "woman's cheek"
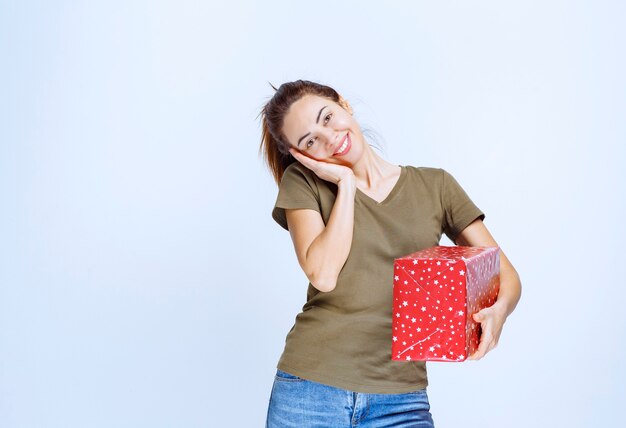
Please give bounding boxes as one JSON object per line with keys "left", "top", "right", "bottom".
{"left": 307, "top": 150, "right": 325, "bottom": 161}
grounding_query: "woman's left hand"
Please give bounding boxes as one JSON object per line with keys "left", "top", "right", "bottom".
{"left": 468, "top": 302, "right": 508, "bottom": 360}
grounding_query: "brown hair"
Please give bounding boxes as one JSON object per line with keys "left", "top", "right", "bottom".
{"left": 257, "top": 79, "right": 342, "bottom": 186}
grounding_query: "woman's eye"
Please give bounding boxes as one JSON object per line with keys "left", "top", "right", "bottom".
{"left": 305, "top": 114, "right": 331, "bottom": 149}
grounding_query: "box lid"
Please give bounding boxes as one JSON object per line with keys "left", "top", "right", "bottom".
{"left": 396, "top": 245, "right": 499, "bottom": 262}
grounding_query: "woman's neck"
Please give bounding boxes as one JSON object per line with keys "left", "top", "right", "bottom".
{"left": 351, "top": 146, "right": 399, "bottom": 191}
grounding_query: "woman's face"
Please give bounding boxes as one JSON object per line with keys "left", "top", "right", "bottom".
{"left": 281, "top": 94, "right": 364, "bottom": 166}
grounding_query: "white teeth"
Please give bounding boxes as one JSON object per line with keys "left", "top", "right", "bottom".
{"left": 336, "top": 137, "right": 348, "bottom": 155}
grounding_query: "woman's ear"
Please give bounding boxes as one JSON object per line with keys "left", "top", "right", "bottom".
{"left": 338, "top": 95, "right": 353, "bottom": 115}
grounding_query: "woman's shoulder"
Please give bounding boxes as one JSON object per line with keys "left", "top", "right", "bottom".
{"left": 404, "top": 165, "right": 446, "bottom": 181}
{"left": 279, "top": 161, "right": 329, "bottom": 195}
{"left": 404, "top": 165, "right": 442, "bottom": 172}
{"left": 283, "top": 160, "right": 304, "bottom": 175}
{"left": 280, "top": 161, "right": 317, "bottom": 186}
{"left": 283, "top": 160, "right": 317, "bottom": 180}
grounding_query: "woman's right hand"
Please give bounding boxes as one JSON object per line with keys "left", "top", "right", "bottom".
{"left": 289, "top": 148, "right": 355, "bottom": 188}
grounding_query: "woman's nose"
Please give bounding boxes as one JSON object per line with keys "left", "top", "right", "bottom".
{"left": 322, "top": 129, "right": 340, "bottom": 147}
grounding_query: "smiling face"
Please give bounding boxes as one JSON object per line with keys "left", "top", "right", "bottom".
{"left": 281, "top": 94, "right": 365, "bottom": 166}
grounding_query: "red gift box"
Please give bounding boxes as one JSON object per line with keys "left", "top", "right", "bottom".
{"left": 391, "top": 246, "right": 500, "bottom": 362}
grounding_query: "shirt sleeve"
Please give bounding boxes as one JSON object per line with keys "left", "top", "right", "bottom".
{"left": 441, "top": 168, "right": 486, "bottom": 243}
{"left": 271, "top": 163, "right": 322, "bottom": 231}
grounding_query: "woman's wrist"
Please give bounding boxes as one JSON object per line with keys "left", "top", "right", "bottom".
{"left": 337, "top": 172, "right": 356, "bottom": 192}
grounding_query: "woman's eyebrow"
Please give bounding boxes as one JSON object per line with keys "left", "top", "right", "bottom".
{"left": 297, "top": 105, "right": 328, "bottom": 147}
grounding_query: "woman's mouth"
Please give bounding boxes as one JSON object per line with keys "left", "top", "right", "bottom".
{"left": 334, "top": 133, "right": 351, "bottom": 156}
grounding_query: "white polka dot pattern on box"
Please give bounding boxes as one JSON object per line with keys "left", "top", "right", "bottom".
{"left": 391, "top": 246, "right": 500, "bottom": 362}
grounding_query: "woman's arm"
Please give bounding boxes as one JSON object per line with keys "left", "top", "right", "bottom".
{"left": 454, "top": 218, "right": 522, "bottom": 360}
{"left": 285, "top": 149, "right": 357, "bottom": 293}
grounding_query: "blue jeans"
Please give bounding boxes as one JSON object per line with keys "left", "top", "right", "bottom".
{"left": 266, "top": 369, "right": 435, "bottom": 427}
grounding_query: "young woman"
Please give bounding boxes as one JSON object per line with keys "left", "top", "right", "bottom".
{"left": 258, "top": 80, "right": 521, "bottom": 427}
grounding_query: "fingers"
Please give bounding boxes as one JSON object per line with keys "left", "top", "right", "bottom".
{"left": 472, "top": 306, "right": 491, "bottom": 322}
{"left": 468, "top": 309, "right": 499, "bottom": 361}
{"left": 469, "top": 332, "right": 493, "bottom": 360}
{"left": 289, "top": 147, "right": 306, "bottom": 163}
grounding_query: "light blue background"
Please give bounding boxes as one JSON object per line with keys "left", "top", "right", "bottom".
{"left": 1, "top": 1, "right": 624, "bottom": 427}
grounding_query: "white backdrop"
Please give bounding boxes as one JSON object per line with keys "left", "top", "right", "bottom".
{"left": 1, "top": 1, "right": 624, "bottom": 427}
